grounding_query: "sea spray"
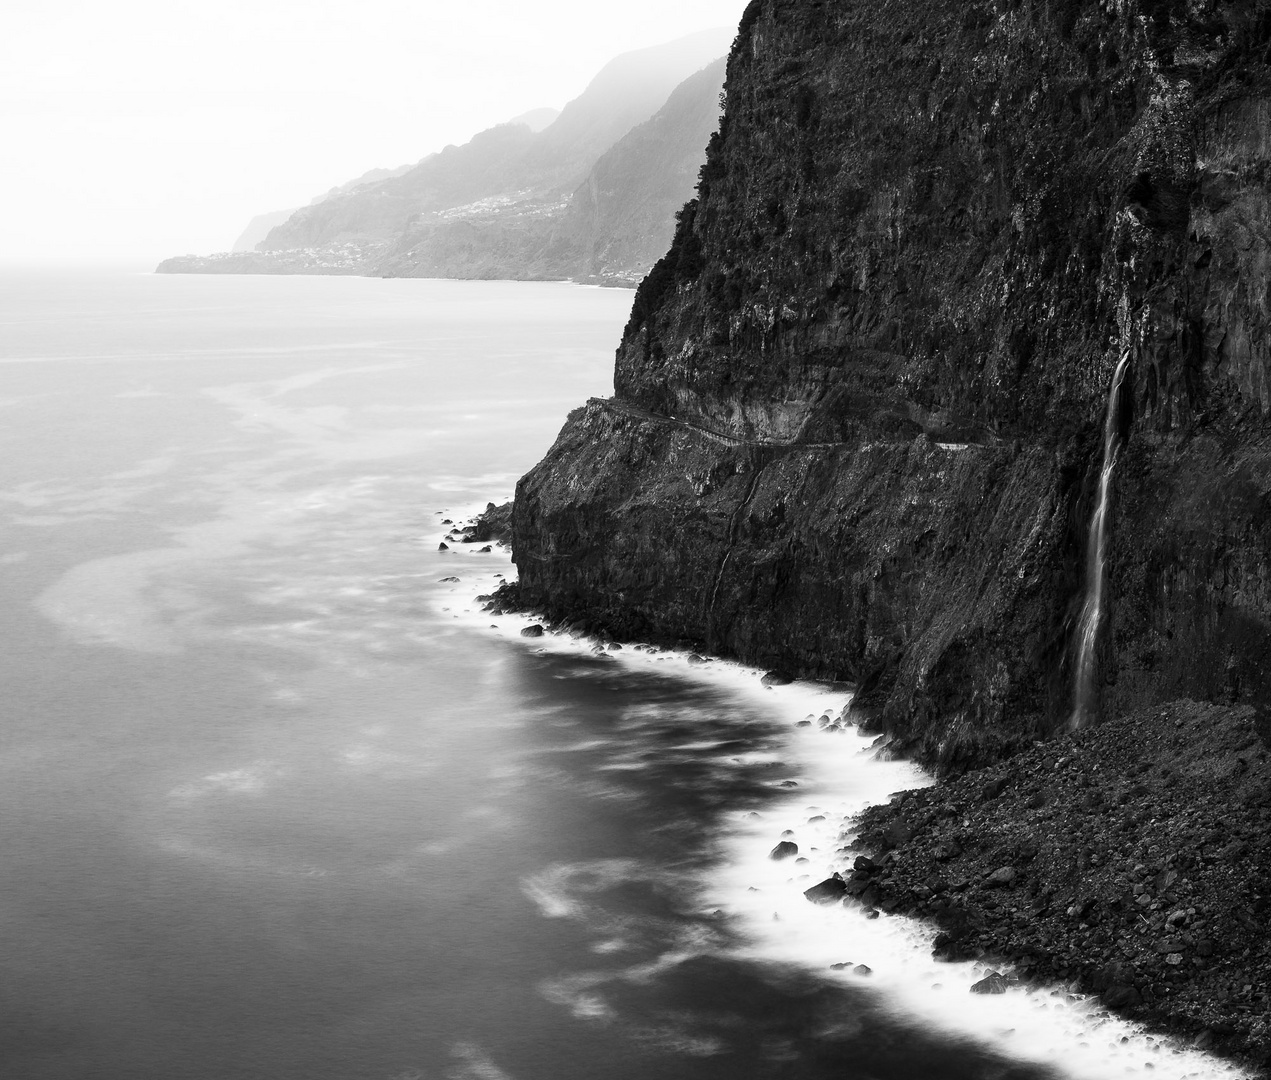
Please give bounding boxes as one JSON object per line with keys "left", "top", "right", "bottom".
{"left": 1071, "top": 350, "right": 1131, "bottom": 731}
{"left": 442, "top": 562, "right": 1249, "bottom": 1079}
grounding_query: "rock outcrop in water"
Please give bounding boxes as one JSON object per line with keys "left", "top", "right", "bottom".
{"left": 512, "top": 0, "right": 1271, "bottom": 772}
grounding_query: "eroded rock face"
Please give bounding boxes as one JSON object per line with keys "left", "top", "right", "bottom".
{"left": 513, "top": 0, "right": 1271, "bottom": 771}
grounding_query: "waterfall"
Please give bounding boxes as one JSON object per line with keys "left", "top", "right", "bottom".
{"left": 1070, "top": 350, "right": 1131, "bottom": 731}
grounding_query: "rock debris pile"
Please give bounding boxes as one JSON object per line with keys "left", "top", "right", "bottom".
{"left": 845, "top": 700, "right": 1271, "bottom": 1068}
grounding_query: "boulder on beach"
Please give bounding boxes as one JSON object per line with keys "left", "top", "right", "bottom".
{"left": 520, "top": 625, "right": 545, "bottom": 638}
{"left": 803, "top": 876, "right": 848, "bottom": 904}
{"left": 970, "top": 972, "right": 1010, "bottom": 995}
{"left": 438, "top": 542, "right": 450, "bottom": 551}
{"left": 769, "top": 841, "right": 799, "bottom": 860}
{"left": 760, "top": 670, "right": 794, "bottom": 686}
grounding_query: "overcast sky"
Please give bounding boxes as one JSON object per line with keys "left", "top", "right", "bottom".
{"left": 0, "top": 0, "right": 748, "bottom": 265}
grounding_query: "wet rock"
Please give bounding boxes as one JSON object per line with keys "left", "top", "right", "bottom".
{"left": 438, "top": 577, "right": 460, "bottom": 583}
{"left": 438, "top": 542, "right": 450, "bottom": 551}
{"left": 844, "top": 870, "right": 874, "bottom": 896}
{"left": 804, "top": 876, "right": 848, "bottom": 904}
{"left": 760, "top": 670, "right": 794, "bottom": 686}
{"left": 520, "top": 625, "right": 545, "bottom": 638}
{"left": 687, "top": 653, "right": 707, "bottom": 665}
{"left": 853, "top": 964, "right": 873, "bottom": 976}
{"left": 769, "top": 841, "right": 799, "bottom": 860}
{"left": 478, "top": 545, "right": 493, "bottom": 553}
{"left": 970, "top": 972, "right": 1009, "bottom": 995}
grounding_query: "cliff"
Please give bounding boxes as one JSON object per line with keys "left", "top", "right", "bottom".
{"left": 557, "top": 58, "right": 731, "bottom": 283}
{"left": 232, "top": 209, "right": 297, "bottom": 253}
{"left": 511, "top": 0, "right": 1271, "bottom": 772}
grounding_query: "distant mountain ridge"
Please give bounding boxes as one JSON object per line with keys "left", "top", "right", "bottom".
{"left": 231, "top": 162, "right": 419, "bottom": 252}
{"left": 156, "top": 30, "right": 731, "bottom": 284}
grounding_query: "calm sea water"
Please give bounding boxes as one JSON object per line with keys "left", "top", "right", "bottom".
{"left": 0, "top": 270, "right": 1241, "bottom": 1080}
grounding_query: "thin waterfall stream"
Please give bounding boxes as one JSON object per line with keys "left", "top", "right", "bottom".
{"left": 1070, "top": 349, "right": 1131, "bottom": 730}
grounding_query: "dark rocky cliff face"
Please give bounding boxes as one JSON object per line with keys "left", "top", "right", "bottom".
{"left": 513, "top": 0, "right": 1271, "bottom": 772}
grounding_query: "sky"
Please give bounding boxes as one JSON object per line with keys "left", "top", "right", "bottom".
{"left": 0, "top": 0, "right": 749, "bottom": 265}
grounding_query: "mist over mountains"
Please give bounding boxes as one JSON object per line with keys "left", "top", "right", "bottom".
{"left": 158, "top": 29, "right": 731, "bottom": 284}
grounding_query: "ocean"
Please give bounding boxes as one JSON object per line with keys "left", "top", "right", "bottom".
{"left": 0, "top": 269, "right": 1242, "bottom": 1080}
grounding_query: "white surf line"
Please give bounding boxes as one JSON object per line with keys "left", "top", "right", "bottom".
{"left": 428, "top": 516, "right": 1251, "bottom": 1080}
{"left": 707, "top": 711, "right": 1250, "bottom": 1080}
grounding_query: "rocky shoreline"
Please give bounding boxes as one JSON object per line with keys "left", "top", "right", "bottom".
{"left": 473, "top": 494, "right": 1271, "bottom": 1072}
{"left": 840, "top": 699, "right": 1271, "bottom": 1073}
{"left": 490, "top": 597, "right": 1271, "bottom": 1073}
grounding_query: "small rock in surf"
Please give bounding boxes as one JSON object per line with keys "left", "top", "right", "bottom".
{"left": 521, "top": 625, "right": 545, "bottom": 638}
{"left": 769, "top": 841, "right": 799, "bottom": 860}
{"left": 803, "top": 876, "right": 848, "bottom": 904}
{"left": 970, "top": 972, "right": 1010, "bottom": 994}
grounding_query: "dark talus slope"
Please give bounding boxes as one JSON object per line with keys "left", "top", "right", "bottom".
{"left": 849, "top": 699, "right": 1271, "bottom": 1064}
{"left": 513, "top": 0, "right": 1271, "bottom": 772}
